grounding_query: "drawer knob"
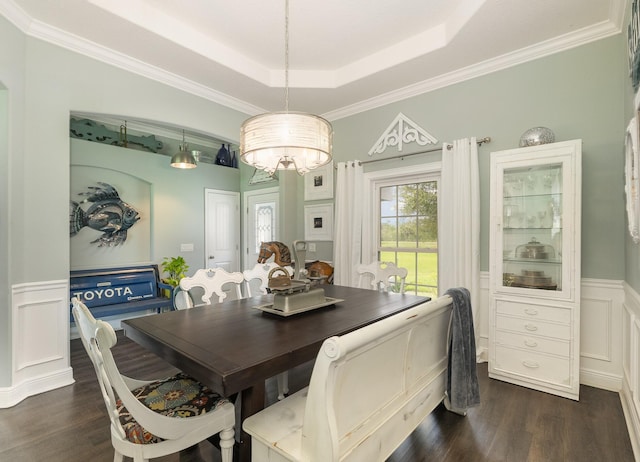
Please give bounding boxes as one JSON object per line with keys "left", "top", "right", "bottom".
{"left": 524, "top": 324, "right": 538, "bottom": 332}
{"left": 523, "top": 360, "right": 540, "bottom": 369}
{"left": 524, "top": 308, "right": 538, "bottom": 316}
{"left": 524, "top": 339, "right": 538, "bottom": 348}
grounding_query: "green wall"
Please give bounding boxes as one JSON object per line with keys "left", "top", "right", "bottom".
{"left": 0, "top": 16, "right": 250, "bottom": 387}
{"left": 17, "top": 37, "right": 248, "bottom": 284}
{"left": 71, "top": 139, "right": 240, "bottom": 274}
{"left": 331, "top": 36, "right": 627, "bottom": 279}
{"left": 0, "top": 16, "right": 26, "bottom": 388}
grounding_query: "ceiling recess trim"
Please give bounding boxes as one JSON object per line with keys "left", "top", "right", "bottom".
{"left": 325, "top": 19, "right": 622, "bottom": 121}
{"left": 0, "top": 1, "right": 625, "bottom": 121}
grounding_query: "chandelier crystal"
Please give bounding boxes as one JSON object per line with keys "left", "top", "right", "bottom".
{"left": 239, "top": 0, "right": 333, "bottom": 175}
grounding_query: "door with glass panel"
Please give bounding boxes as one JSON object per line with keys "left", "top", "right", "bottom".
{"left": 244, "top": 188, "right": 279, "bottom": 269}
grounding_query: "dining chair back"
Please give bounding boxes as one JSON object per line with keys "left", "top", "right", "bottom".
{"left": 179, "top": 267, "right": 245, "bottom": 307}
{"left": 242, "top": 262, "right": 294, "bottom": 298}
{"left": 357, "top": 261, "right": 408, "bottom": 294}
{"left": 71, "top": 297, "right": 235, "bottom": 462}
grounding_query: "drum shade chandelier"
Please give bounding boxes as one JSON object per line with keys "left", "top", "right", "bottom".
{"left": 170, "top": 129, "right": 197, "bottom": 169}
{"left": 239, "top": 0, "right": 332, "bottom": 176}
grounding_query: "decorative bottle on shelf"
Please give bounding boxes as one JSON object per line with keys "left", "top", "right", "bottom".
{"left": 231, "top": 150, "right": 238, "bottom": 168}
{"left": 216, "top": 144, "right": 230, "bottom": 166}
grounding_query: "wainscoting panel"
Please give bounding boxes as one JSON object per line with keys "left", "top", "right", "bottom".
{"left": 622, "top": 283, "right": 640, "bottom": 460}
{"left": 477, "top": 272, "right": 490, "bottom": 362}
{"left": 578, "top": 279, "right": 624, "bottom": 391}
{"left": 0, "top": 280, "right": 74, "bottom": 408}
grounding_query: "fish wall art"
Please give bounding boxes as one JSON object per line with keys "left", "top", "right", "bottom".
{"left": 70, "top": 182, "right": 140, "bottom": 247}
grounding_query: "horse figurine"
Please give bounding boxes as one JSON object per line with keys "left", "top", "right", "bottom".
{"left": 307, "top": 261, "right": 334, "bottom": 284}
{"left": 258, "top": 241, "right": 292, "bottom": 266}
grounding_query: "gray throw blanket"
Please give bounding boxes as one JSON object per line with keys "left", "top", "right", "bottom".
{"left": 444, "top": 287, "right": 480, "bottom": 415}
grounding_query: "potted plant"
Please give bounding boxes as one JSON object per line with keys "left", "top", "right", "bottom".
{"left": 161, "top": 256, "right": 189, "bottom": 292}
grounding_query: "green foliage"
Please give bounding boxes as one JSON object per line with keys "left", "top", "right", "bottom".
{"left": 161, "top": 256, "right": 189, "bottom": 287}
{"left": 380, "top": 182, "right": 438, "bottom": 244}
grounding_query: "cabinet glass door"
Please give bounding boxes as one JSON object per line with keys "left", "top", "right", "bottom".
{"left": 501, "top": 163, "right": 563, "bottom": 292}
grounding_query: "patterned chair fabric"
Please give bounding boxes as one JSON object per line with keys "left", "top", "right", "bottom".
{"left": 117, "top": 373, "right": 230, "bottom": 444}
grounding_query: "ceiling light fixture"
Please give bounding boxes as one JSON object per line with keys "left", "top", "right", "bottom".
{"left": 239, "top": 0, "right": 333, "bottom": 176}
{"left": 170, "top": 129, "right": 197, "bottom": 169}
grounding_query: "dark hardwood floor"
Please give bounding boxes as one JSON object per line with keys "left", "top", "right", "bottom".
{"left": 0, "top": 332, "right": 634, "bottom": 462}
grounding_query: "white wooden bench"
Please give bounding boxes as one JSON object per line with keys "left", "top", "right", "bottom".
{"left": 242, "top": 295, "right": 455, "bottom": 462}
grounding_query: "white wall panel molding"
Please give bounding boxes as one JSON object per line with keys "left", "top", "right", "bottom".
{"left": 579, "top": 278, "right": 624, "bottom": 391}
{"left": 622, "top": 282, "right": 640, "bottom": 460}
{"left": 621, "top": 378, "right": 640, "bottom": 462}
{"left": 477, "top": 271, "right": 489, "bottom": 363}
{"left": 0, "top": 280, "right": 74, "bottom": 408}
{"left": 581, "top": 297, "right": 612, "bottom": 362}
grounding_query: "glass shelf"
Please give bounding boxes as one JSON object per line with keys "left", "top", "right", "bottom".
{"left": 501, "top": 163, "right": 563, "bottom": 291}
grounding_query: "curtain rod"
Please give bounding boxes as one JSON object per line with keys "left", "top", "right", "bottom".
{"left": 359, "top": 136, "right": 491, "bottom": 165}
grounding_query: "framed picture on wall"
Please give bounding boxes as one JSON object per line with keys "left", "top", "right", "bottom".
{"left": 304, "top": 162, "right": 334, "bottom": 200}
{"left": 304, "top": 204, "right": 333, "bottom": 241}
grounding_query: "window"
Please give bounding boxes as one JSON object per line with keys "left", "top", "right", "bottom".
{"left": 378, "top": 180, "right": 438, "bottom": 297}
{"left": 364, "top": 165, "right": 440, "bottom": 298}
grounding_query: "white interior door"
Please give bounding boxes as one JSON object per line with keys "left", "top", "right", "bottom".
{"left": 244, "top": 187, "right": 279, "bottom": 270}
{"left": 205, "top": 189, "right": 240, "bottom": 271}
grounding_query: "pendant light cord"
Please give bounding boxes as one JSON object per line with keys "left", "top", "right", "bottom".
{"left": 284, "top": 0, "right": 289, "bottom": 113}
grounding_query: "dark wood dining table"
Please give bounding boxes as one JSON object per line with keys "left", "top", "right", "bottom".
{"left": 122, "top": 284, "right": 429, "bottom": 462}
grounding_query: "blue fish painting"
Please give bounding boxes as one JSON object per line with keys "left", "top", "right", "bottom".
{"left": 70, "top": 182, "right": 140, "bottom": 247}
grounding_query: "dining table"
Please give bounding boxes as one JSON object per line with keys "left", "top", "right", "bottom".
{"left": 122, "top": 284, "right": 429, "bottom": 462}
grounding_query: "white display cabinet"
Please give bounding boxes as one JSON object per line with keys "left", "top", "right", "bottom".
{"left": 488, "top": 139, "right": 581, "bottom": 400}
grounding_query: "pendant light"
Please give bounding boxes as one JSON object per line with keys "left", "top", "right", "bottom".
{"left": 170, "top": 129, "right": 197, "bottom": 169}
{"left": 239, "top": 0, "right": 333, "bottom": 176}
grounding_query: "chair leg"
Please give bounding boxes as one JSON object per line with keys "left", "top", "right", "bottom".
{"left": 277, "top": 372, "right": 289, "bottom": 400}
{"left": 113, "top": 450, "right": 124, "bottom": 462}
{"left": 219, "top": 426, "right": 235, "bottom": 462}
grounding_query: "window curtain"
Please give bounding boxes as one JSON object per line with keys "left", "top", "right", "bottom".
{"left": 439, "top": 137, "right": 481, "bottom": 350}
{"left": 333, "top": 161, "right": 364, "bottom": 287}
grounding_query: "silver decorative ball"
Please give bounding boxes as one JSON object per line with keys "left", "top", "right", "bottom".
{"left": 519, "top": 127, "right": 555, "bottom": 147}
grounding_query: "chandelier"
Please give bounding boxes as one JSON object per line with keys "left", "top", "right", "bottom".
{"left": 239, "top": 0, "right": 333, "bottom": 175}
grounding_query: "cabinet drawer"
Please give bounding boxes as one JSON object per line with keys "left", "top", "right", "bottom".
{"left": 493, "top": 346, "right": 571, "bottom": 386}
{"left": 494, "top": 330, "right": 570, "bottom": 356}
{"left": 496, "top": 315, "right": 570, "bottom": 340}
{"left": 496, "top": 300, "right": 570, "bottom": 323}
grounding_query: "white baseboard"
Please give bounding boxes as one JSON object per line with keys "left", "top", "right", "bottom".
{"left": 0, "top": 367, "right": 74, "bottom": 408}
{"left": 580, "top": 367, "right": 622, "bottom": 392}
{"left": 621, "top": 378, "right": 640, "bottom": 462}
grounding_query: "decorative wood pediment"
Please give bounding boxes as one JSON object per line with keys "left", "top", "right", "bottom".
{"left": 368, "top": 113, "right": 437, "bottom": 156}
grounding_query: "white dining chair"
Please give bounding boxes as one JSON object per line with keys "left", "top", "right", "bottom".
{"left": 242, "top": 262, "right": 294, "bottom": 298}
{"left": 178, "top": 267, "right": 245, "bottom": 307}
{"left": 242, "top": 262, "right": 294, "bottom": 400}
{"left": 357, "top": 261, "right": 408, "bottom": 294}
{"left": 71, "top": 297, "right": 235, "bottom": 462}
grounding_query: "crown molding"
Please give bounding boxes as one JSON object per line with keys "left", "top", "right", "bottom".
{"left": 0, "top": 0, "right": 625, "bottom": 122}
{"left": 0, "top": 0, "right": 30, "bottom": 31}
{"left": 324, "top": 19, "right": 622, "bottom": 121}
{"left": 29, "top": 20, "right": 265, "bottom": 116}
{"left": 0, "top": 0, "right": 265, "bottom": 116}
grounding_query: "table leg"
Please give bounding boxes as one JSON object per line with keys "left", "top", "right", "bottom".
{"left": 237, "top": 382, "right": 266, "bottom": 462}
